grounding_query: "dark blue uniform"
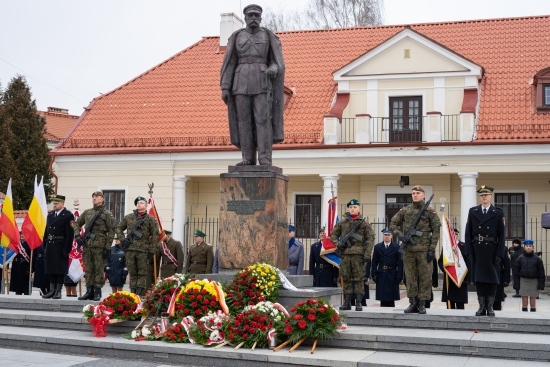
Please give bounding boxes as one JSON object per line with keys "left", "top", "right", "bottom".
{"left": 43, "top": 208, "right": 75, "bottom": 283}
{"left": 493, "top": 254, "right": 511, "bottom": 310}
{"left": 9, "top": 241, "right": 31, "bottom": 295}
{"left": 105, "top": 245, "right": 127, "bottom": 287}
{"left": 309, "top": 240, "right": 338, "bottom": 287}
{"left": 32, "top": 244, "right": 50, "bottom": 294}
{"left": 370, "top": 241, "right": 403, "bottom": 306}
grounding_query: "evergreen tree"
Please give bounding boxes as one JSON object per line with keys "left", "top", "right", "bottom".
{"left": 1, "top": 75, "right": 53, "bottom": 209}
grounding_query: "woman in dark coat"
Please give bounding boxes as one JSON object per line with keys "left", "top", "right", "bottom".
{"left": 515, "top": 240, "right": 545, "bottom": 312}
{"left": 509, "top": 238, "right": 524, "bottom": 297}
{"left": 10, "top": 238, "right": 32, "bottom": 295}
{"left": 105, "top": 244, "right": 127, "bottom": 294}
{"left": 370, "top": 229, "right": 403, "bottom": 307}
{"left": 32, "top": 244, "right": 50, "bottom": 295}
{"left": 438, "top": 230, "right": 470, "bottom": 309}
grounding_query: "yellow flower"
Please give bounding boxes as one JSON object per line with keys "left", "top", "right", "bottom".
{"left": 270, "top": 275, "right": 276, "bottom": 280}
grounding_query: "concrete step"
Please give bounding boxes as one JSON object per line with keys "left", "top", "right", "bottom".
{"left": 1, "top": 325, "right": 550, "bottom": 367}
{"left": 0, "top": 295, "right": 95, "bottom": 313}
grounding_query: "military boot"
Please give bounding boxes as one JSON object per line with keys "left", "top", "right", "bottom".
{"left": 404, "top": 298, "right": 418, "bottom": 313}
{"left": 486, "top": 296, "right": 495, "bottom": 316}
{"left": 93, "top": 288, "right": 101, "bottom": 301}
{"left": 475, "top": 297, "right": 486, "bottom": 316}
{"left": 52, "top": 283, "right": 63, "bottom": 299}
{"left": 417, "top": 300, "right": 426, "bottom": 314}
{"left": 130, "top": 288, "right": 137, "bottom": 294}
{"left": 339, "top": 295, "right": 352, "bottom": 310}
{"left": 42, "top": 282, "right": 57, "bottom": 299}
{"left": 355, "top": 295, "right": 363, "bottom": 311}
{"left": 78, "top": 286, "right": 94, "bottom": 301}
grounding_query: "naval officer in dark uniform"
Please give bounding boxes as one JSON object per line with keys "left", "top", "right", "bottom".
{"left": 309, "top": 227, "right": 338, "bottom": 287}
{"left": 42, "top": 195, "right": 75, "bottom": 300}
{"left": 370, "top": 229, "right": 403, "bottom": 307}
{"left": 465, "top": 185, "right": 506, "bottom": 316}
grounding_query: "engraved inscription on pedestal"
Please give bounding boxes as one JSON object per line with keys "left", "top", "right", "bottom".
{"left": 227, "top": 200, "right": 266, "bottom": 215}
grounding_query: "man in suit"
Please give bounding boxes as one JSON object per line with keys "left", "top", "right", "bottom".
{"left": 309, "top": 227, "right": 338, "bottom": 287}
{"left": 158, "top": 230, "right": 184, "bottom": 278}
{"left": 370, "top": 229, "right": 403, "bottom": 307}
{"left": 465, "top": 185, "right": 506, "bottom": 316}
{"left": 287, "top": 225, "right": 304, "bottom": 275}
{"left": 42, "top": 195, "right": 75, "bottom": 300}
{"left": 186, "top": 230, "right": 213, "bottom": 274}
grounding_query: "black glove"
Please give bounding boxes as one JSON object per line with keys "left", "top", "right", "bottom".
{"left": 427, "top": 250, "right": 435, "bottom": 263}
{"left": 465, "top": 280, "right": 471, "bottom": 286}
{"left": 396, "top": 278, "right": 401, "bottom": 285}
{"left": 494, "top": 256, "right": 502, "bottom": 266}
{"left": 120, "top": 238, "right": 131, "bottom": 249}
{"left": 372, "top": 273, "right": 377, "bottom": 284}
{"left": 147, "top": 252, "right": 154, "bottom": 261}
{"left": 123, "top": 268, "right": 128, "bottom": 277}
{"left": 337, "top": 242, "right": 347, "bottom": 250}
{"left": 398, "top": 235, "right": 408, "bottom": 243}
{"left": 503, "top": 282, "right": 509, "bottom": 287}
{"left": 76, "top": 243, "right": 83, "bottom": 253}
{"left": 102, "top": 249, "right": 110, "bottom": 260}
{"left": 75, "top": 235, "right": 85, "bottom": 246}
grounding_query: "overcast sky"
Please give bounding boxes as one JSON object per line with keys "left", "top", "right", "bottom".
{"left": 1, "top": 0, "right": 550, "bottom": 116}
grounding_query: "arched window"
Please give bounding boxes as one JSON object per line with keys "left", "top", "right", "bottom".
{"left": 534, "top": 67, "right": 550, "bottom": 112}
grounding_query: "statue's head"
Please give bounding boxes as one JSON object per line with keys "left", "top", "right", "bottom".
{"left": 243, "top": 4, "right": 262, "bottom": 28}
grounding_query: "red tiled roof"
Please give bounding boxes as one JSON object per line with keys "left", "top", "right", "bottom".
{"left": 55, "top": 15, "right": 550, "bottom": 154}
{"left": 39, "top": 110, "right": 80, "bottom": 142}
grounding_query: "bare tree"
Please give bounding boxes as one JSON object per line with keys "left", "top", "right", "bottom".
{"left": 264, "top": 0, "right": 384, "bottom": 31}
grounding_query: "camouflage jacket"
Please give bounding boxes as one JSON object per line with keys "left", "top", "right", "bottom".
{"left": 330, "top": 213, "right": 375, "bottom": 260}
{"left": 390, "top": 201, "right": 441, "bottom": 252}
{"left": 115, "top": 210, "right": 159, "bottom": 253}
{"left": 73, "top": 204, "right": 116, "bottom": 250}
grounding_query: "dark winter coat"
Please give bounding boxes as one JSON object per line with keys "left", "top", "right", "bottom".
{"left": 438, "top": 242, "right": 470, "bottom": 304}
{"left": 43, "top": 208, "right": 75, "bottom": 275}
{"left": 515, "top": 252, "right": 546, "bottom": 290}
{"left": 465, "top": 204, "right": 506, "bottom": 284}
{"left": 32, "top": 244, "right": 49, "bottom": 289}
{"left": 370, "top": 241, "right": 403, "bottom": 301}
{"left": 105, "top": 245, "right": 127, "bottom": 286}
{"left": 309, "top": 240, "right": 338, "bottom": 287}
{"left": 10, "top": 241, "right": 31, "bottom": 294}
{"left": 495, "top": 253, "right": 511, "bottom": 302}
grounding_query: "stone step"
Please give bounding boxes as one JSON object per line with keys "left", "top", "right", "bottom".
{"left": 1, "top": 325, "right": 549, "bottom": 367}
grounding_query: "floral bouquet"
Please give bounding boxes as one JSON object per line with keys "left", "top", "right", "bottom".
{"left": 225, "top": 301, "right": 288, "bottom": 349}
{"left": 284, "top": 298, "right": 344, "bottom": 344}
{"left": 225, "top": 262, "right": 282, "bottom": 313}
{"left": 99, "top": 291, "right": 141, "bottom": 320}
{"left": 173, "top": 278, "right": 228, "bottom": 320}
{"left": 162, "top": 322, "right": 190, "bottom": 343}
{"left": 85, "top": 304, "right": 114, "bottom": 337}
{"left": 188, "top": 310, "right": 231, "bottom": 346}
{"left": 130, "top": 323, "right": 163, "bottom": 341}
{"left": 142, "top": 273, "right": 192, "bottom": 317}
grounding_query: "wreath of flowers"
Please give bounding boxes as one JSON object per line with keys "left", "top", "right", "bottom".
{"left": 85, "top": 304, "right": 114, "bottom": 337}
{"left": 142, "top": 273, "right": 192, "bottom": 317}
{"left": 162, "top": 322, "right": 190, "bottom": 343}
{"left": 99, "top": 291, "right": 141, "bottom": 320}
{"left": 188, "top": 310, "right": 231, "bottom": 346}
{"left": 284, "top": 298, "right": 344, "bottom": 343}
{"left": 225, "top": 263, "right": 282, "bottom": 313}
{"left": 173, "top": 278, "right": 228, "bottom": 320}
{"left": 225, "top": 301, "right": 288, "bottom": 349}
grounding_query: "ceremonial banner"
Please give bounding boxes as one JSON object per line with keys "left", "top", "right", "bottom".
{"left": 21, "top": 176, "right": 48, "bottom": 250}
{"left": 440, "top": 213, "right": 468, "bottom": 287}
{"left": 147, "top": 197, "right": 165, "bottom": 242}
{"left": 68, "top": 200, "right": 85, "bottom": 282}
{"left": 0, "top": 247, "right": 16, "bottom": 269}
{"left": 320, "top": 196, "right": 340, "bottom": 268}
{"left": 0, "top": 179, "right": 20, "bottom": 252}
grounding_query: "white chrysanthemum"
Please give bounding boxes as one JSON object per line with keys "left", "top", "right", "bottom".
{"left": 141, "top": 326, "right": 151, "bottom": 337}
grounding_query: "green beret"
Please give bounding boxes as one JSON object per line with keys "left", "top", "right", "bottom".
{"left": 134, "top": 196, "right": 146, "bottom": 206}
{"left": 347, "top": 199, "right": 360, "bottom": 207}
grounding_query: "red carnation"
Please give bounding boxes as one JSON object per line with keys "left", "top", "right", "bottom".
{"left": 298, "top": 320, "right": 307, "bottom": 329}
{"left": 285, "top": 325, "right": 293, "bottom": 333}
{"left": 189, "top": 295, "right": 195, "bottom": 301}
{"left": 203, "top": 299, "right": 209, "bottom": 305}
{"left": 293, "top": 314, "right": 303, "bottom": 320}
{"left": 195, "top": 309, "right": 201, "bottom": 315}
{"left": 117, "top": 306, "right": 124, "bottom": 312}
{"left": 210, "top": 301, "right": 217, "bottom": 307}
{"left": 307, "top": 314, "right": 316, "bottom": 321}
{"left": 197, "top": 295, "right": 203, "bottom": 301}
{"left": 201, "top": 289, "right": 207, "bottom": 295}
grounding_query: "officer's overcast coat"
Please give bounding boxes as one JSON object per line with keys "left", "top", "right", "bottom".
{"left": 43, "top": 208, "right": 75, "bottom": 275}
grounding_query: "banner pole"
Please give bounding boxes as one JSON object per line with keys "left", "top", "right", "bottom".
{"left": 28, "top": 250, "right": 34, "bottom": 295}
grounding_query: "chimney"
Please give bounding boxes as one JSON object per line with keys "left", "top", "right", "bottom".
{"left": 47, "top": 106, "right": 69, "bottom": 114}
{"left": 220, "top": 12, "right": 243, "bottom": 51}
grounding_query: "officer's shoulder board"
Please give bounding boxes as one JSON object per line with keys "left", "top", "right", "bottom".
{"left": 494, "top": 206, "right": 504, "bottom": 212}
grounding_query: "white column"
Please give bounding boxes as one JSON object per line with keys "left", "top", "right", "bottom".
{"left": 319, "top": 174, "right": 340, "bottom": 229}
{"left": 458, "top": 172, "right": 478, "bottom": 242}
{"left": 173, "top": 175, "right": 189, "bottom": 243}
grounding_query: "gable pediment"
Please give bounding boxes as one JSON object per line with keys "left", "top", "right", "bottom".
{"left": 334, "top": 28, "right": 482, "bottom": 81}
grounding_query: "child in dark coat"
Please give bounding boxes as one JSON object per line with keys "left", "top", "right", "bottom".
{"left": 105, "top": 244, "right": 127, "bottom": 293}
{"left": 514, "top": 240, "right": 545, "bottom": 312}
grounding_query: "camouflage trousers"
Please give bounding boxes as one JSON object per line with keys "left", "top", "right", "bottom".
{"left": 125, "top": 250, "right": 149, "bottom": 289}
{"left": 340, "top": 254, "right": 366, "bottom": 296}
{"left": 83, "top": 247, "right": 106, "bottom": 287}
{"left": 403, "top": 251, "right": 433, "bottom": 300}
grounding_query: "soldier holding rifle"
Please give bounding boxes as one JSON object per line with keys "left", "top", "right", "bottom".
{"left": 390, "top": 185, "right": 440, "bottom": 314}
{"left": 115, "top": 196, "right": 159, "bottom": 296}
{"left": 330, "top": 199, "right": 374, "bottom": 311}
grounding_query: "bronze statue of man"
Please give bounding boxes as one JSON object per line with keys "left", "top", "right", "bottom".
{"left": 220, "top": 4, "right": 285, "bottom": 166}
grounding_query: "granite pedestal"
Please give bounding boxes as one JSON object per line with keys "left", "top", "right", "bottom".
{"left": 219, "top": 165, "right": 288, "bottom": 270}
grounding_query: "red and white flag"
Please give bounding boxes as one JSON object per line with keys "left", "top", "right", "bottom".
{"left": 147, "top": 197, "right": 165, "bottom": 242}
{"left": 440, "top": 213, "right": 468, "bottom": 287}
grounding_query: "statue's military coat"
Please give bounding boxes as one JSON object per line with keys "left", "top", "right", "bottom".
{"left": 43, "top": 208, "right": 75, "bottom": 275}
{"left": 465, "top": 204, "right": 506, "bottom": 284}
{"left": 186, "top": 241, "right": 214, "bottom": 274}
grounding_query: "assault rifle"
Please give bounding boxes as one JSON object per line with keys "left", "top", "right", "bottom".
{"left": 120, "top": 217, "right": 146, "bottom": 250}
{"left": 398, "top": 194, "right": 434, "bottom": 254}
{"left": 76, "top": 208, "right": 104, "bottom": 252}
{"left": 337, "top": 218, "right": 364, "bottom": 250}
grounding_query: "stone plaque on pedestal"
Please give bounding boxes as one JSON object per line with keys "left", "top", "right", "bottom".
{"left": 219, "top": 165, "right": 288, "bottom": 270}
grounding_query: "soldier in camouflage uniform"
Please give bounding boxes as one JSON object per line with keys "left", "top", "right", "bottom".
{"left": 330, "top": 199, "right": 375, "bottom": 311}
{"left": 390, "top": 185, "right": 440, "bottom": 314}
{"left": 74, "top": 191, "right": 116, "bottom": 301}
{"left": 115, "top": 196, "right": 159, "bottom": 296}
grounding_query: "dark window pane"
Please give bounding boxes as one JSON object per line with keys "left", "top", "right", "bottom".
{"left": 294, "top": 194, "right": 322, "bottom": 238}
{"left": 103, "top": 190, "right": 125, "bottom": 223}
{"left": 495, "top": 193, "right": 525, "bottom": 239}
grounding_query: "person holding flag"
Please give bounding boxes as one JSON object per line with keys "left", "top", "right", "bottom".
{"left": 438, "top": 228, "right": 470, "bottom": 309}
{"left": 9, "top": 231, "right": 32, "bottom": 295}
{"left": 73, "top": 191, "right": 116, "bottom": 301}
